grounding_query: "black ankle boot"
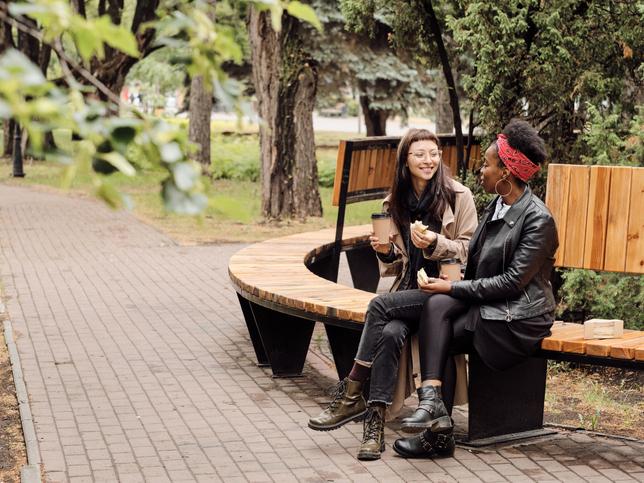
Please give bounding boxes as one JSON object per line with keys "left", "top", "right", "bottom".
{"left": 400, "top": 385, "right": 452, "bottom": 433}
{"left": 393, "top": 428, "right": 455, "bottom": 459}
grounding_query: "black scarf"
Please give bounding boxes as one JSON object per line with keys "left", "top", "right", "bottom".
{"left": 398, "top": 190, "right": 441, "bottom": 290}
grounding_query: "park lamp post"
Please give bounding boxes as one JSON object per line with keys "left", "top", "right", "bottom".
{"left": 12, "top": 122, "right": 25, "bottom": 178}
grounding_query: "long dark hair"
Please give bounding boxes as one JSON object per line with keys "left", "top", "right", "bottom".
{"left": 389, "top": 128, "right": 455, "bottom": 231}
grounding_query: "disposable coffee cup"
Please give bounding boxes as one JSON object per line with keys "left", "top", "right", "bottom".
{"left": 440, "top": 258, "right": 462, "bottom": 282}
{"left": 371, "top": 213, "right": 391, "bottom": 244}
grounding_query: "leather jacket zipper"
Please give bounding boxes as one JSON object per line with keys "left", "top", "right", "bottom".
{"left": 503, "top": 229, "right": 513, "bottom": 322}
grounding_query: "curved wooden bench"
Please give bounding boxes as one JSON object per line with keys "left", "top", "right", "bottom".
{"left": 229, "top": 224, "right": 377, "bottom": 379}
{"left": 228, "top": 224, "right": 642, "bottom": 443}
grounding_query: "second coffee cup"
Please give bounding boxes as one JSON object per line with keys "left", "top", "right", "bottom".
{"left": 440, "top": 258, "right": 462, "bottom": 281}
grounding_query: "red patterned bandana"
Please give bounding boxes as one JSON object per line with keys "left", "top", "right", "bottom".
{"left": 496, "top": 134, "right": 540, "bottom": 182}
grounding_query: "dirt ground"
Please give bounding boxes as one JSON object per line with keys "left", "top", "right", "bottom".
{"left": 544, "top": 363, "right": 644, "bottom": 440}
{"left": 0, "top": 316, "right": 26, "bottom": 483}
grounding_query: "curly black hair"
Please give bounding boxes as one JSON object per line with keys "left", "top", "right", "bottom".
{"left": 501, "top": 118, "right": 548, "bottom": 165}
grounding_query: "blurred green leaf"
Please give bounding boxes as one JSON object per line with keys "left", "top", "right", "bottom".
{"left": 98, "top": 151, "right": 136, "bottom": 176}
{"left": 286, "top": 1, "right": 322, "bottom": 31}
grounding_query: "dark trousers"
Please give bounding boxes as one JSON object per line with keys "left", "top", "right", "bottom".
{"left": 354, "top": 290, "right": 460, "bottom": 410}
{"left": 418, "top": 294, "right": 477, "bottom": 381}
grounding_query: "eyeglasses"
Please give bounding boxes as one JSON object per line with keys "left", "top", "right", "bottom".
{"left": 409, "top": 150, "right": 442, "bottom": 161}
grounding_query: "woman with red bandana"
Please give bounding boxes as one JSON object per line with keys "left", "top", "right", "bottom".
{"left": 392, "top": 119, "right": 559, "bottom": 459}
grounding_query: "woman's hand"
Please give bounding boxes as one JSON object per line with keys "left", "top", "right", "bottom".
{"left": 418, "top": 277, "right": 452, "bottom": 294}
{"left": 411, "top": 229, "right": 437, "bottom": 249}
{"left": 369, "top": 233, "right": 395, "bottom": 254}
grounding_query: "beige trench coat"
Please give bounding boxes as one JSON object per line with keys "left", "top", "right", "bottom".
{"left": 376, "top": 178, "right": 479, "bottom": 418}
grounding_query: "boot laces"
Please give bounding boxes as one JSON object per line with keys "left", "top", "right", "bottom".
{"left": 362, "top": 409, "right": 383, "bottom": 443}
{"left": 326, "top": 379, "right": 348, "bottom": 410}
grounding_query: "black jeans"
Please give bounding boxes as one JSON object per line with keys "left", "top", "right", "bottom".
{"left": 354, "top": 290, "right": 460, "bottom": 410}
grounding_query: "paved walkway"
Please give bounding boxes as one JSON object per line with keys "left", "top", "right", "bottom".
{"left": 0, "top": 184, "right": 642, "bottom": 483}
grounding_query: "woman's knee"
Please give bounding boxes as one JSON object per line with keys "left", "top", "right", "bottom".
{"left": 366, "top": 293, "right": 389, "bottom": 318}
{"left": 422, "top": 293, "right": 455, "bottom": 314}
{"left": 380, "top": 322, "right": 408, "bottom": 350}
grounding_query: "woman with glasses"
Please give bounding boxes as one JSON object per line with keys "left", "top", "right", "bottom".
{"left": 392, "top": 119, "right": 558, "bottom": 459}
{"left": 307, "top": 128, "right": 477, "bottom": 460}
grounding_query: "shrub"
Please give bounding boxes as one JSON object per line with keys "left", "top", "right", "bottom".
{"left": 557, "top": 269, "right": 643, "bottom": 330}
{"left": 210, "top": 134, "right": 260, "bottom": 181}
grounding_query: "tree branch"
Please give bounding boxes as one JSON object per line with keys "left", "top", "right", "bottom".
{"left": 0, "top": 9, "right": 124, "bottom": 108}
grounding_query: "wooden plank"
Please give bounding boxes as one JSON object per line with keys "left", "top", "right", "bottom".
{"left": 348, "top": 149, "right": 362, "bottom": 192}
{"left": 625, "top": 168, "right": 644, "bottom": 273}
{"left": 584, "top": 330, "right": 641, "bottom": 357}
{"left": 583, "top": 166, "right": 611, "bottom": 269}
{"left": 356, "top": 149, "right": 371, "bottom": 191}
{"left": 609, "top": 336, "right": 644, "bottom": 360}
{"left": 604, "top": 167, "right": 633, "bottom": 271}
{"left": 540, "top": 323, "right": 584, "bottom": 351}
{"left": 371, "top": 148, "right": 383, "bottom": 187}
{"left": 636, "top": 346, "right": 644, "bottom": 361}
{"left": 331, "top": 141, "right": 347, "bottom": 206}
{"left": 366, "top": 148, "right": 379, "bottom": 189}
{"left": 562, "top": 165, "right": 590, "bottom": 267}
{"left": 545, "top": 164, "right": 571, "bottom": 266}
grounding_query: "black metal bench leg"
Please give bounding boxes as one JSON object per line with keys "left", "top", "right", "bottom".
{"left": 345, "top": 246, "right": 380, "bottom": 293}
{"left": 467, "top": 353, "right": 549, "bottom": 444}
{"left": 324, "top": 325, "right": 362, "bottom": 380}
{"left": 249, "top": 302, "right": 315, "bottom": 378}
{"left": 236, "top": 294, "right": 270, "bottom": 367}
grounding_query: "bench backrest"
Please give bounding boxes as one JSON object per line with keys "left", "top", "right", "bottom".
{"left": 545, "top": 164, "right": 644, "bottom": 274}
{"left": 331, "top": 134, "right": 481, "bottom": 207}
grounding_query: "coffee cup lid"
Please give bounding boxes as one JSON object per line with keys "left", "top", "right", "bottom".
{"left": 371, "top": 212, "right": 391, "bottom": 219}
{"left": 441, "top": 258, "right": 459, "bottom": 264}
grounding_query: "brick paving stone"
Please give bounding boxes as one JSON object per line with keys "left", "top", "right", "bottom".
{"left": 1, "top": 184, "right": 643, "bottom": 483}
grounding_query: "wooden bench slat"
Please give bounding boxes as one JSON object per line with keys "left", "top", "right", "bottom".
{"left": 546, "top": 165, "right": 571, "bottom": 267}
{"left": 585, "top": 330, "right": 643, "bottom": 357}
{"left": 540, "top": 323, "right": 584, "bottom": 351}
{"left": 625, "top": 168, "right": 644, "bottom": 272}
{"left": 609, "top": 337, "right": 644, "bottom": 360}
{"left": 604, "top": 167, "right": 632, "bottom": 271}
{"left": 583, "top": 166, "right": 611, "bottom": 268}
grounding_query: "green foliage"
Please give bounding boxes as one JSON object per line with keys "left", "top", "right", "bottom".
{"left": 448, "top": 0, "right": 643, "bottom": 164}
{"left": 580, "top": 104, "right": 643, "bottom": 166}
{"left": 312, "top": 0, "right": 437, "bottom": 120}
{"left": 210, "top": 134, "right": 260, "bottom": 182}
{"left": 2, "top": 0, "right": 321, "bottom": 214}
{"left": 458, "top": 170, "right": 493, "bottom": 215}
{"left": 557, "top": 269, "right": 644, "bottom": 330}
{"left": 9, "top": 0, "right": 140, "bottom": 62}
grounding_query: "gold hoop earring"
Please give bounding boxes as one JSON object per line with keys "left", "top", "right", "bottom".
{"left": 495, "top": 178, "right": 512, "bottom": 197}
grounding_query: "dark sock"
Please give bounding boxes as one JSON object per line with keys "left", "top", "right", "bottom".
{"left": 348, "top": 362, "right": 370, "bottom": 383}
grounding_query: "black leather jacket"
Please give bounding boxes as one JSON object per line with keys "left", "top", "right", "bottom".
{"left": 451, "top": 187, "right": 558, "bottom": 321}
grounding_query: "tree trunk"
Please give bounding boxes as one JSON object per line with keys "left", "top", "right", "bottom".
{"left": 435, "top": 81, "right": 453, "bottom": 134}
{"left": 422, "top": 0, "right": 464, "bottom": 178}
{"left": 248, "top": 9, "right": 322, "bottom": 220}
{"left": 359, "top": 95, "right": 389, "bottom": 136}
{"left": 188, "top": 75, "right": 213, "bottom": 171}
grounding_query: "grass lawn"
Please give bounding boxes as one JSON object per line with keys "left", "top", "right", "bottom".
{"left": 0, "top": 156, "right": 379, "bottom": 245}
